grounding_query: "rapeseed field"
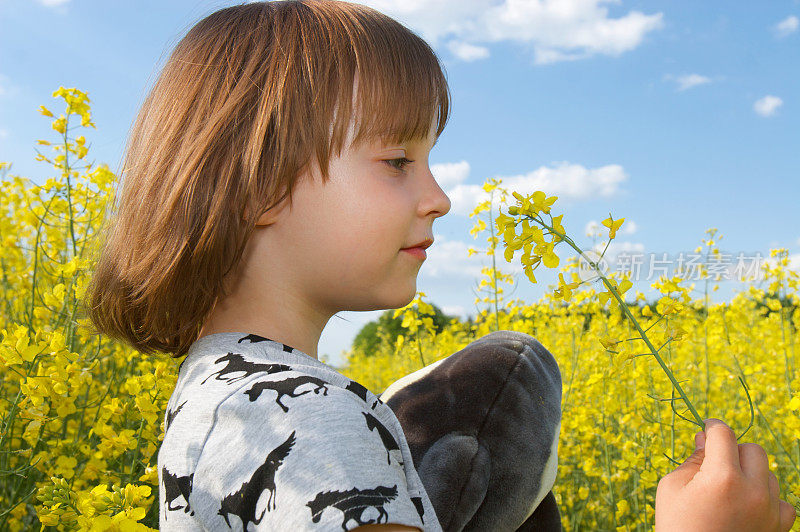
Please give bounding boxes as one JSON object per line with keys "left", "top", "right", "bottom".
{"left": 1, "top": 88, "right": 797, "bottom": 531}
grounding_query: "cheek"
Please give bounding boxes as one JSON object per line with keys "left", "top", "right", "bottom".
{"left": 306, "top": 171, "right": 410, "bottom": 263}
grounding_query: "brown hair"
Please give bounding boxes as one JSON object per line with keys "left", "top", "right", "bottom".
{"left": 83, "top": 0, "right": 451, "bottom": 358}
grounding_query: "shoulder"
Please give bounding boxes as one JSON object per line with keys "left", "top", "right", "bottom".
{"left": 207, "top": 368, "right": 402, "bottom": 466}
{"left": 182, "top": 369, "right": 426, "bottom": 531}
{"left": 184, "top": 344, "right": 384, "bottom": 409}
{"left": 210, "top": 362, "right": 382, "bottom": 420}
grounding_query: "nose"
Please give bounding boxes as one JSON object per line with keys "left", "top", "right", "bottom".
{"left": 424, "top": 164, "right": 451, "bottom": 219}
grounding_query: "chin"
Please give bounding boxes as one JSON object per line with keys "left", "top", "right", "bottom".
{"left": 376, "top": 281, "right": 418, "bottom": 311}
{"left": 398, "top": 280, "right": 418, "bottom": 307}
{"left": 349, "top": 274, "right": 418, "bottom": 311}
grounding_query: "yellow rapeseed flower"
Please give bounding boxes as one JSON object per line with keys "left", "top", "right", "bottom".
{"left": 788, "top": 394, "right": 800, "bottom": 411}
{"left": 554, "top": 273, "right": 580, "bottom": 301}
{"left": 601, "top": 216, "right": 625, "bottom": 239}
{"left": 530, "top": 190, "right": 557, "bottom": 214}
{"left": 51, "top": 116, "right": 67, "bottom": 134}
{"left": 600, "top": 336, "right": 619, "bottom": 350}
{"left": 551, "top": 214, "right": 566, "bottom": 238}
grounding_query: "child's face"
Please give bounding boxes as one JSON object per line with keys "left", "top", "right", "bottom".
{"left": 248, "top": 116, "right": 450, "bottom": 319}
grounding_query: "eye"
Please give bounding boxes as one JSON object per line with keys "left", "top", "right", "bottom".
{"left": 384, "top": 157, "right": 414, "bottom": 172}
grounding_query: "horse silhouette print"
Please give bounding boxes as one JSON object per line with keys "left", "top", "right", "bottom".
{"left": 361, "top": 412, "right": 401, "bottom": 466}
{"left": 217, "top": 430, "right": 296, "bottom": 529}
{"left": 200, "top": 352, "right": 292, "bottom": 385}
{"left": 243, "top": 375, "right": 331, "bottom": 412}
{"left": 346, "top": 379, "right": 382, "bottom": 410}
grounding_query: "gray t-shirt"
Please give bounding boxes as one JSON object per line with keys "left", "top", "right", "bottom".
{"left": 158, "top": 331, "right": 441, "bottom": 531}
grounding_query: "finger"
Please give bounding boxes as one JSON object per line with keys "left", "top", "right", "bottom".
{"left": 779, "top": 499, "right": 797, "bottom": 532}
{"left": 738, "top": 442, "right": 769, "bottom": 485}
{"left": 664, "top": 434, "right": 705, "bottom": 487}
{"left": 695, "top": 430, "right": 705, "bottom": 450}
{"left": 701, "top": 419, "right": 742, "bottom": 475}
{"left": 767, "top": 470, "right": 779, "bottom": 502}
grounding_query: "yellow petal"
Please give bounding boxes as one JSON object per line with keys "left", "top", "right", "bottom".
{"left": 543, "top": 251, "right": 559, "bottom": 268}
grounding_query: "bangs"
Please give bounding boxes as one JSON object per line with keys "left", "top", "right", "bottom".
{"left": 322, "top": 4, "right": 451, "bottom": 155}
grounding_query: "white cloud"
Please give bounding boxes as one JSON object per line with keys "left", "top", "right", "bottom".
{"left": 773, "top": 15, "right": 799, "bottom": 37}
{"left": 796, "top": 236, "right": 800, "bottom": 247}
{"left": 431, "top": 160, "right": 470, "bottom": 187}
{"left": 424, "top": 234, "right": 496, "bottom": 279}
{"left": 585, "top": 220, "right": 602, "bottom": 238}
{"left": 0, "top": 129, "right": 8, "bottom": 140}
{"left": 532, "top": 48, "right": 586, "bottom": 65}
{"left": 444, "top": 161, "right": 628, "bottom": 216}
{"left": 664, "top": 73, "right": 712, "bottom": 92}
{"left": 754, "top": 95, "right": 783, "bottom": 117}
{"left": 440, "top": 304, "right": 468, "bottom": 319}
{"left": 446, "top": 40, "right": 491, "bottom": 61}
{"left": 359, "top": 0, "right": 493, "bottom": 46}
{"left": 357, "top": 0, "right": 664, "bottom": 65}
{"left": 622, "top": 220, "right": 637, "bottom": 235}
{"left": 500, "top": 161, "right": 628, "bottom": 200}
{"left": 35, "top": 0, "right": 70, "bottom": 6}
{"left": 483, "top": 0, "right": 665, "bottom": 65}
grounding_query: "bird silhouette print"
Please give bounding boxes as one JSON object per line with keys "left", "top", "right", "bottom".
{"left": 165, "top": 399, "right": 187, "bottom": 433}
{"left": 410, "top": 496, "right": 425, "bottom": 524}
{"left": 217, "top": 430, "right": 296, "bottom": 529}
{"left": 162, "top": 467, "right": 194, "bottom": 519}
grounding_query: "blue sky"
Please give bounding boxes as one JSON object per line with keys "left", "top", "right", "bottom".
{"left": 1, "top": 0, "right": 798, "bottom": 367}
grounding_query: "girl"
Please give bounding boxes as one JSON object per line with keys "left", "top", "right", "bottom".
{"left": 84, "top": 1, "right": 795, "bottom": 531}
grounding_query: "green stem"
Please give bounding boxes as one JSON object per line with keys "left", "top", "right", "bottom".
{"left": 488, "top": 191, "right": 500, "bottom": 332}
{"left": 703, "top": 274, "right": 710, "bottom": 420}
{"left": 414, "top": 306, "right": 426, "bottom": 368}
{"left": 124, "top": 418, "right": 146, "bottom": 488}
{"left": 561, "top": 328, "right": 579, "bottom": 413}
{"left": 731, "top": 355, "right": 800, "bottom": 476}
{"left": 534, "top": 218, "right": 706, "bottom": 428}
{"left": 600, "top": 371, "right": 618, "bottom": 530}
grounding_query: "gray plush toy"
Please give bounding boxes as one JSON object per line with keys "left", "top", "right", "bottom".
{"left": 380, "top": 330, "right": 563, "bottom": 532}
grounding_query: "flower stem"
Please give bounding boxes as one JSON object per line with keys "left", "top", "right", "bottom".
{"left": 535, "top": 215, "right": 706, "bottom": 428}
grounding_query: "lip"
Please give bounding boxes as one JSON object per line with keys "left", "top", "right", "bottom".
{"left": 402, "top": 238, "right": 433, "bottom": 250}
{"left": 402, "top": 247, "right": 427, "bottom": 260}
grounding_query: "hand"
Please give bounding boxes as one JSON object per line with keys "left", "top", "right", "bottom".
{"left": 654, "top": 418, "right": 796, "bottom": 532}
